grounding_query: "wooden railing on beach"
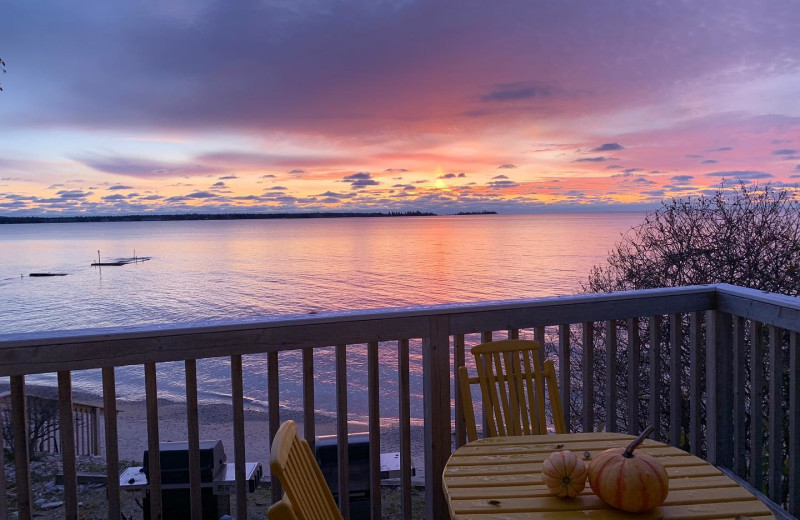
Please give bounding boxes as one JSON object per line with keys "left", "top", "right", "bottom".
{"left": 0, "top": 283, "right": 799, "bottom": 519}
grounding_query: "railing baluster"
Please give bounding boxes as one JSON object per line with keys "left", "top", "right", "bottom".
{"left": 267, "top": 351, "right": 280, "bottom": 504}
{"left": 102, "top": 367, "right": 120, "bottom": 520}
{"left": 534, "top": 326, "right": 546, "bottom": 367}
{"left": 231, "top": 355, "right": 247, "bottom": 520}
{"left": 732, "top": 317, "right": 747, "bottom": 476}
{"left": 303, "top": 348, "right": 316, "bottom": 452}
{"left": 185, "top": 360, "right": 202, "bottom": 520}
{"left": 454, "top": 334, "right": 466, "bottom": 447}
{"left": 92, "top": 406, "right": 100, "bottom": 455}
{"left": 789, "top": 331, "right": 800, "bottom": 516}
{"left": 582, "top": 322, "right": 594, "bottom": 432}
{"left": 335, "top": 344, "right": 350, "bottom": 519}
{"left": 57, "top": 371, "right": 78, "bottom": 519}
{"left": 768, "top": 326, "right": 783, "bottom": 503}
{"left": 627, "top": 318, "right": 640, "bottom": 435}
{"left": 751, "top": 321, "right": 764, "bottom": 489}
{"left": 559, "top": 324, "right": 571, "bottom": 431}
{"left": 368, "top": 341, "right": 381, "bottom": 520}
{"left": 398, "top": 339, "right": 412, "bottom": 520}
{"left": 605, "top": 320, "right": 617, "bottom": 432}
{"left": 144, "top": 363, "right": 162, "bottom": 520}
{"left": 706, "top": 311, "right": 733, "bottom": 468}
{"left": 669, "top": 314, "right": 682, "bottom": 448}
{"left": 649, "top": 315, "right": 661, "bottom": 441}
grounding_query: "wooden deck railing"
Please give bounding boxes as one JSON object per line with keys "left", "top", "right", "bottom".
{"left": 0, "top": 283, "right": 798, "bottom": 519}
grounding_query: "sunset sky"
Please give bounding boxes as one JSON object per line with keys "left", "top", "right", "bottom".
{"left": 1, "top": 0, "right": 798, "bottom": 215}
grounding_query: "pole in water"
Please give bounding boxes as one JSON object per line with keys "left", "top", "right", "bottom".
{"left": 97, "top": 250, "right": 101, "bottom": 264}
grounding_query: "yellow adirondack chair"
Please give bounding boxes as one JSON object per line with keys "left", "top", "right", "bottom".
{"left": 267, "top": 496, "right": 298, "bottom": 520}
{"left": 458, "top": 339, "right": 566, "bottom": 442}
{"left": 269, "top": 420, "right": 344, "bottom": 520}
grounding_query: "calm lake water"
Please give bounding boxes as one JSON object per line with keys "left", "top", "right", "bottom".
{"left": 0, "top": 213, "right": 645, "bottom": 423}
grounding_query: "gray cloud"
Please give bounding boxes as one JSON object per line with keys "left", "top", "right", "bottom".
{"left": 76, "top": 155, "right": 218, "bottom": 178}
{"left": 591, "top": 143, "right": 624, "bottom": 152}
{"left": 487, "top": 180, "right": 519, "bottom": 189}
{"left": 701, "top": 159, "right": 718, "bottom": 164}
{"left": 706, "top": 147, "right": 732, "bottom": 152}
{"left": 705, "top": 170, "right": 774, "bottom": 179}
{"left": 772, "top": 149, "right": 798, "bottom": 155}
{"left": 574, "top": 157, "right": 607, "bottom": 162}
{"left": 342, "top": 172, "right": 379, "bottom": 189}
{"left": 289, "top": 169, "right": 307, "bottom": 174}
{"left": 498, "top": 164, "right": 517, "bottom": 169}
{"left": 670, "top": 175, "right": 694, "bottom": 184}
{"left": 492, "top": 174, "right": 509, "bottom": 179}
{"left": 481, "top": 82, "right": 555, "bottom": 102}
{"left": 384, "top": 168, "right": 408, "bottom": 173}
{"left": 108, "top": 184, "right": 134, "bottom": 190}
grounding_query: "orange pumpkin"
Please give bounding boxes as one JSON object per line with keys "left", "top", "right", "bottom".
{"left": 541, "top": 450, "right": 587, "bottom": 497}
{"left": 587, "top": 426, "right": 669, "bottom": 512}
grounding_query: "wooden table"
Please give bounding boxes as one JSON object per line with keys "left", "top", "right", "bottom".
{"left": 443, "top": 432, "right": 775, "bottom": 519}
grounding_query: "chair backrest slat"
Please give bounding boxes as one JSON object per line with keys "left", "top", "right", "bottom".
{"left": 459, "top": 339, "right": 566, "bottom": 442}
{"left": 270, "top": 420, "right": 344, "bottom": 520}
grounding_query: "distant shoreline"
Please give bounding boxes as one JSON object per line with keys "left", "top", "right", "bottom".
{"left": 0, "top": 210, "right": 493, "bottom": 224}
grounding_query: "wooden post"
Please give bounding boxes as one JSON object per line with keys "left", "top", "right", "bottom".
{"left": 267, "top": 351, "right": 281, "bottom": 504}
{"left": 185, "top": 360, "right": 202, "bottom": 520}
{"left": 582, "top": 322, "right": 594, "bottom": 432}
{"left": 767, "top": 326, "right": 783, "bottom": 503}
{"left": 788, "top": 331, "right": 800, "bottom": 516}
{"left": 732, "top": 317, "right": 747, "bottom": 476}
{"left": 335, "top": 344, "right": 350, "bottom": 519}
{"left": 423, "top": 315, "right": 451, "bottom": 520}
{"left": 605, "top": 320, "right": 617, "bottom": 432}
{"left": 705, "top": 311, "right": 733, "bottom": 468}
{"left": 231, "top": 355, "right": 248, "bottom": 520}
{"left": 144, "top": 363, "right": 162, "bottom": 520}
{"left": 558, "top": 324, "right": 571, "bottom": 431}
{"left": 11, "top": 376, "right": 32, "bottom": 520}
{"left": 58, "top": 372, "right": 78, "bottom": 520}
{"left": 669, "top": 314, "right": 682, "bottom": 448}
{"left": 398, "top": 339, "right": 412, "bottom": 520}
{"left": 649, "top": 315, "right": 661, "bottom": 441}
{"left": 102, "top": 367, "right": 121, "bottom": 520}
{"left": 368, "top": 342, "right": 381, "bottom": 520}
{"left": 750, "top": 321, "right": 764, "bottom": 489}
{"left": 0, "top": 440, "right": 7, "bottom": 520}
{"left": 302, "top": 348, "right": 316, "bottom": 453}
{"left": 627, "top": 318, "right": 640, "bottom": 435}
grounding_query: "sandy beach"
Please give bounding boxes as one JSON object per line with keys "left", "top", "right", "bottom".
{"left": 3, "top": 383, "right": 426, "bottom": 474}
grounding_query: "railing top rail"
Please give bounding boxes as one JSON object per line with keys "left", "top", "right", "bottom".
{"left": 0, "top": 285, "right": 721, "bottom": 377}
{"left": 715, "top": 283, "right": 800, "bottom": 331}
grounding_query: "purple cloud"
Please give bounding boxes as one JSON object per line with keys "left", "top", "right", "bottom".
{"left": 705, "top": 170, "right": 774, "bottom": 179}
{"left": 591, "top": 143, "right": 624, "bottom": 152}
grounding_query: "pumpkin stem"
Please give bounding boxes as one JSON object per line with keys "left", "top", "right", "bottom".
{"left": 623, "top": 425, "right": 654, "bottom": 458}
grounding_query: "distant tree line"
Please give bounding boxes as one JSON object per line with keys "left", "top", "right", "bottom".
{"left": 0, "top": 211, "right": 437, "bottom": 224}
